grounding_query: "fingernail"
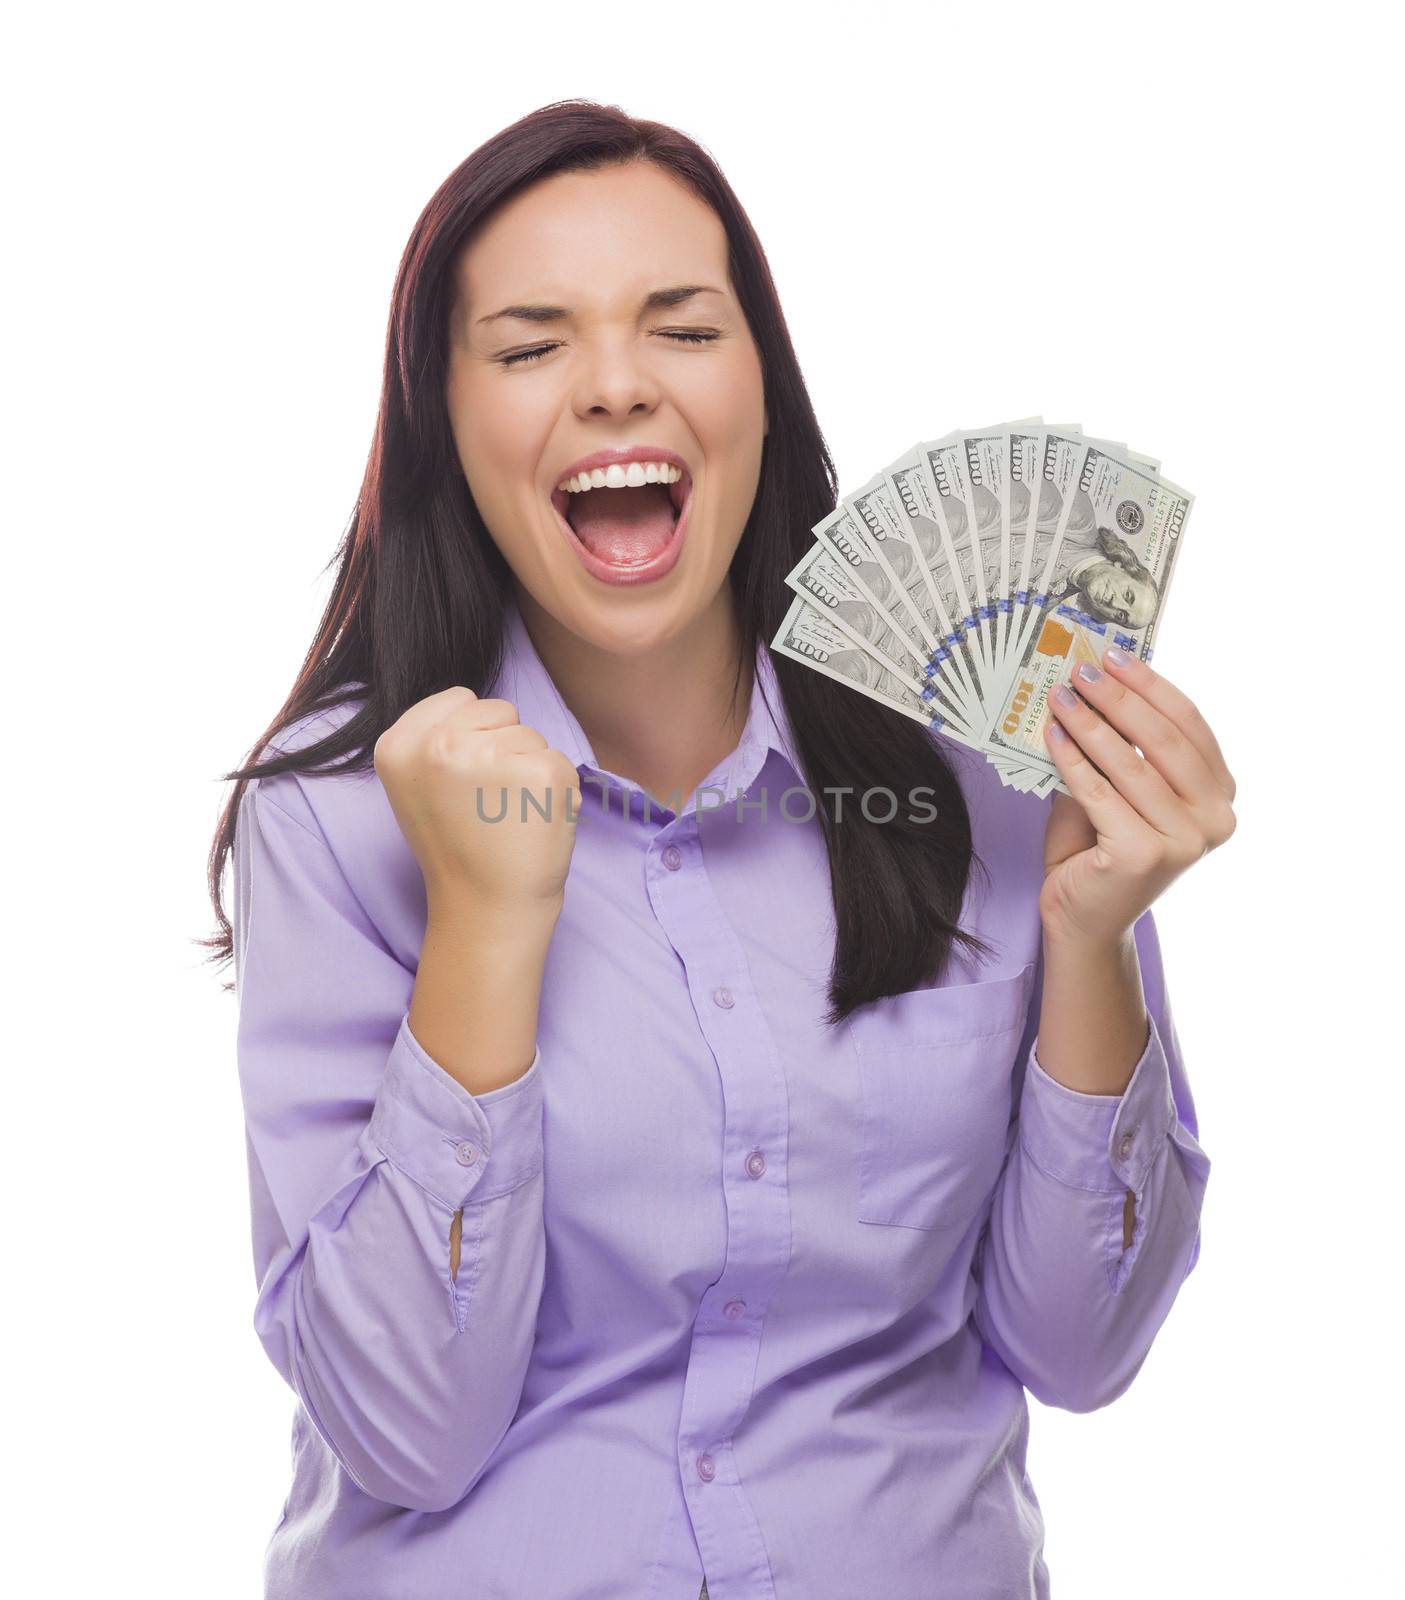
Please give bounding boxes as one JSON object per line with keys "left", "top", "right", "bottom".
{"left": 1075, "top": 662, "right": 1102, "bottom": 686}
{"left": 1104, "top": 644, "right": 1131, "bottom": 669}
{"left": 1054, "top": 683, "right": 1079, "bottom": 709}
{"left": 1047, "top": 720, "right": 1069, "bottom": 742}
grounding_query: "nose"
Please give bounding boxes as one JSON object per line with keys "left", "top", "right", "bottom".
{"left": 571, "top": 335, "right": 663, "bottom": 421}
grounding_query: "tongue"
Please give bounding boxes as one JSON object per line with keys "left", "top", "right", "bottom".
{"left": 567, "top": 484, "right": 677, "bottom": 565}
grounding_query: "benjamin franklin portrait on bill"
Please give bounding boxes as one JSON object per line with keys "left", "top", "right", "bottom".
{"left": 1021, "top": 490, "right": 1159, "bottom": 631}
{"left": 1045, "top": 519, "right": 1159, "bottom": 629}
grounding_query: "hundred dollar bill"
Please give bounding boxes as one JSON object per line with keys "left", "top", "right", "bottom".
{"left": 912, "top": 428, "right": 1064, "bottom": 785}
{"left": 951, "top": 417, "right": 1045, "bottom": 681}
{"left": 966, "top": 420, "right": 1160, "bottom": 798}
{"left": 913, "top": 435, "right": 996, "bottom": 686}
{"left": 960, "top": 427, "right": 1017, "bottom": 684}
{"left": 769, "top": 592, "right": 985, "bottom": 751}
{"left": 868, "top": 458, "right": 1034, "bottom": 789}
{"left": 810, "top": 491, "right": 978, "bottom": 727}
{"left": 1004, "top": 424, "right": 1049, "bottom": 694}
{"left": 834, "top": 474, "right": 984, "bottom": 728}
{"left": 819, "top": 484, "right": 929, "bottom": 646}
{"left": 984, "top": 418, "right": 1168, "bottom": 799}
{"left": 999, "top": 428, "right": 1095, "bottom": 687}
{"left": 1002, "top": 425, "right": 1161, "bottom": 687}
{"left": 981, "top": 441, "right": 1192, "bottom": 781}
{"left": 774, "top": 416, "right": 1189, "bottom": 802}
{"left": 946, "top": 419, "right": 1062, "bottom": 786}
{"left": 879, "top": 440, "right": 990, "bottom": 723}
{"left": 783, "top": 536, "right": 973, "bottom": 731}
{"left": 808, "top": 468, "right": 1028, "bottom": 782}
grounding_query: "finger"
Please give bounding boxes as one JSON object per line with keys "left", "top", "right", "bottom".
{"left": 1048, "top": 680, "right": 1201, "bottom": 844}
{"left": 383, "top": 685, "right": 480, "bottom": 744}
{"left": 482, "top": 722, "right": 549, "bottom": 756}
{"left": 450, "top": 695, "right": 524, "bottom": 732}
{"left": 1063, "top": 657, "right": 1223, "bottom": 815}
{"left": 1098, "top": 646, "right": 1236, "bottom": 801}
{"left": 1042, "top": 706, "right": 1154, "bottom": 848}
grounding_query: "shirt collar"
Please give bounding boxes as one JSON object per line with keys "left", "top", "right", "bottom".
{"left": 495, "top": 593, "right": 805, "bottom": 795}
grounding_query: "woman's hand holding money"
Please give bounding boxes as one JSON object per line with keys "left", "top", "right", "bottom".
{"left": 1025, "top": 644, "right": 1237, "bottom": 1104}
{"left": 1038, "top": 644, "right": 1238, "bottom": 949}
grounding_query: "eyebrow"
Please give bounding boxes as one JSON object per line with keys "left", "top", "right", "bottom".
{"left": 475, "top": 284, "right": 725, "bottom": 328}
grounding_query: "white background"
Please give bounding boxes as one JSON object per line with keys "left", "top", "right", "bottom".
{"left": 8, "top": 2, "right": 1398, "bottom": 1594}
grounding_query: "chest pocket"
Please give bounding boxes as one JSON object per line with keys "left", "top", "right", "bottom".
{"left": 847, "top": 961, "right": 1036, "bottom": 1231}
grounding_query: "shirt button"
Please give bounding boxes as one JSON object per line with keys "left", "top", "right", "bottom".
{"left": 1118, "top": 1130, "right": 1136, "bottom": 1161}
{"left": 745, "top": 1150, "right": 766, "bottom": 1179}
{"left": 696, "top": 1452, "right": 716, "bottom": 1482}
{"left": 723, "top": 1298, "right": 747, "bottom": 1321}
{"left": 454, "top": 1141, "right": 478, "bottom": 1166}
{"left": 662, "top": 844, "right": 683, "bottom": 871}
{"left": 712, "top": 986, "right": 735, "bottom": 1009}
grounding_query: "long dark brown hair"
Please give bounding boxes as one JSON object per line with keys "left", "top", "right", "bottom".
{"left": 199, "top": 99, "right": 993, "bottom": 1023}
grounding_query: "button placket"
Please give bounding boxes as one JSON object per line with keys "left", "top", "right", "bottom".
{"left": 647, "top": 810, "right": 788, "bottom": 1589}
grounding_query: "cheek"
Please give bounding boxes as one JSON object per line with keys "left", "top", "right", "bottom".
{"left": 460, "top": 394, "right": 525, "bottom": 484}
{"left": 450, "top": 376, "right": 549, "bottom": 530}
{"left": 693, "top": 350, "right": 766, "bottom": 488}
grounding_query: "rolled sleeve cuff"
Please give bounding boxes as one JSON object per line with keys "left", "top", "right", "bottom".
{"left": 1018, "top": 1010, "right": 1176, "bottom": 1194}
{"left": 368, "top": 1011, "right": 544, "bottom": 1210}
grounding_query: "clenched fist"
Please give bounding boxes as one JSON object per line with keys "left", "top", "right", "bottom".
{"left": 374, "top": 686, "right": 582, "bottom": 917}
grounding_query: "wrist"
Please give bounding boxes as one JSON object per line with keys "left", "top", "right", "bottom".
{"left": 1039, "top": 916, "right": 1136, "bottom": 961}
{"left": 425, "top": 884, "right": 562, "bottom": 947}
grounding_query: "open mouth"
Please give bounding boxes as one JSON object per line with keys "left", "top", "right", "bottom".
{"left": 549, "top": 465, "right": 692, "bottom": 570}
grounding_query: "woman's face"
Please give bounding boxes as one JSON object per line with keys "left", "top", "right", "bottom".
{"left": 445, "top": 159, "right": 767, "bottom": 656}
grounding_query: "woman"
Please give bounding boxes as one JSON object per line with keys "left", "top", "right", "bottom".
{"left": 205, "top": 100, "right": 1235, "bottom": 1600}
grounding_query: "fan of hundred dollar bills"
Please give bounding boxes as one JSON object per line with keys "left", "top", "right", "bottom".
{"left": 770, "top": 420, "right": 1192, "bottom": 799}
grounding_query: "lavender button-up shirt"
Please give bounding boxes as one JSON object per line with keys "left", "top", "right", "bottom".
{"left": 231, "top": 596, "right": 1210, "bottom": 1599}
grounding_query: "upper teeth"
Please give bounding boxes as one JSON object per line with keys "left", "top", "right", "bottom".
{"left": 557, "top": 461, "right": 684, "bottom": 493}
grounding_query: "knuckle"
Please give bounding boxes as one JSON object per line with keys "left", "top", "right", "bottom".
{"left": 1110, "top": 743, "right": 1143, "bottom": 779}
{"left": 544, "top": 755, "right": 576, "bottom": 793}
{"left": 543, "top": 749, "right": 581, "bottom": 785}
{"left": 1160, "top": 722, "right": 1189, "bottom": 757}
{"left": 1083, "top": 770, "right": 1115, "bottom": 807}
{"left": 373, "top": 727, "right": 402, "bottom": 770}
{"left": 1174, "top": 689, "right": 1204, "bottom": 724}
{"left": 425, "top": 725, "right": 466, "bottom": 767}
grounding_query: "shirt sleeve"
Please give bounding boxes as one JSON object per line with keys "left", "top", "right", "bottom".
{"left": 232, "top": 771, "right": 548, "bottom": 1514}
{"left": 971, "top": 907, "right": 1211, "bottom": 1413}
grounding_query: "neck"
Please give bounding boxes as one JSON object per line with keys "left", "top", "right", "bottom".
{"left": 514, "top": 584, "right": 754, "bottom": 814}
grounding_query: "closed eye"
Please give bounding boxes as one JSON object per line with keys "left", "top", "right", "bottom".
{"left": 498, "top": 330, "right": 722, "bottom": 368}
